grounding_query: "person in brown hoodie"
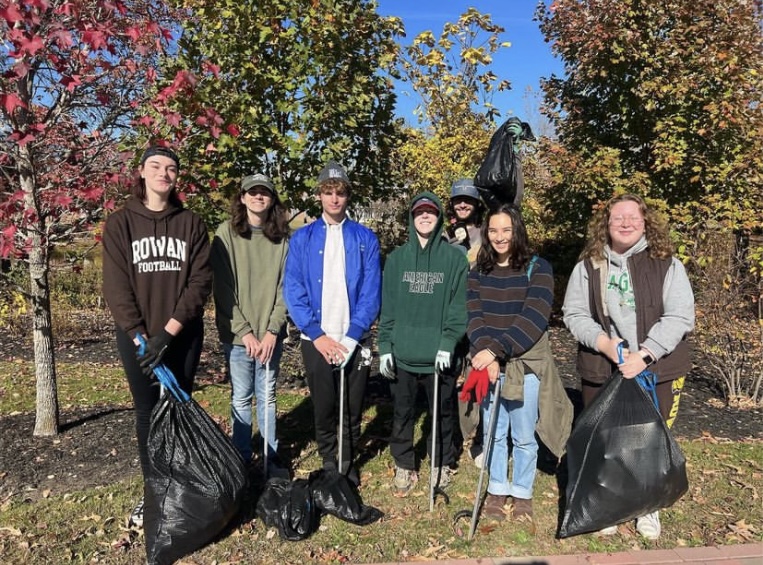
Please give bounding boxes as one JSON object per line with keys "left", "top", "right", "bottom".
{"left": 102, "top": 146, "right": 212, "bottom": 529}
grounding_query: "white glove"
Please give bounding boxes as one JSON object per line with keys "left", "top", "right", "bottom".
{"left": 435, "top": 350, "right": 451, "bottom": 372}
{"left": 380, "top": 353, "right": 396, "bottom": 379}
{"left": 338, "top": 336, "right": 358, "bottom": 369}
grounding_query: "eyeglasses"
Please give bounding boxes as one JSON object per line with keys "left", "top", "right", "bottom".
{"left": 609, "top": 215, "right": 644, "bottom": 226}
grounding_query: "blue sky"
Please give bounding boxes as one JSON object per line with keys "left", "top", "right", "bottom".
{"left": 376, "top": 0, "right": 564, "bottom": 124}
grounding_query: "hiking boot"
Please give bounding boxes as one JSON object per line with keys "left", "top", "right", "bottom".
{"left": 483, "top": 493, "right": 507, "bottom": 520}
{"left": 128, "top": 497, "right": 144, "bottom": 528}
{"left": 636, "top": 510, "right": 661, "bottom": 540}
{"left": 595, "top": 525, "right": 619, "bottom": 536}
{"left": 393, "top": 466, "right": 418, "bottom": 493}
{"left": 510, "top": 496, "right": 533, "bottom": 520}
{"left": 434, "top": 465, "right": 453, "bottom": 489}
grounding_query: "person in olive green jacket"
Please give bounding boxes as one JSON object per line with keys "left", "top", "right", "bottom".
{"left": 211, "top": 173, "right": 289, "bottom": 476}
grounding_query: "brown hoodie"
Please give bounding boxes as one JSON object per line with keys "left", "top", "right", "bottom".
{"left": 102, "top": 197, "right": 212, "bottom": 338}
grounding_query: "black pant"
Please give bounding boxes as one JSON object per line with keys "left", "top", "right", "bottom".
{"left": 389, "top": 367, "right": 457, "bottom": 470}
{"left": 301, "top": 339, "right": 368, "bottom": 473}
{"left": 116, "top": 321, "right": 203, "bottom": 478}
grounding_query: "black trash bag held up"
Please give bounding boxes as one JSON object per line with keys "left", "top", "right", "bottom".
{"left": 474, "top": 117, "right": 535, "bottom": 208}
{"left": 143, "top": 363, "right": 247, "bottom": 565}
{"left": 558, "top": 371, "right": 688, "bottom": 538}
{"left": 256, "top": 477, "right": 317, "bottom": 541}
{"left": 309, "top": 468, "right": 383, "bottom": 526}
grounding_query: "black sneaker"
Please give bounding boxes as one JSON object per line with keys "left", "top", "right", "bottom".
{"left": 128, "top": 497, "right": 144, "bottom": 528}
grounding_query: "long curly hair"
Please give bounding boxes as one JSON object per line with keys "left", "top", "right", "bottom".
{"left": 476, "top": 203, "right": 532, "bottom": 274}
{"left": 580, "top": 194, "right": 672, "bottom": 261}
{"left": 230, "top": 190, "right": 290, "bottom": 243}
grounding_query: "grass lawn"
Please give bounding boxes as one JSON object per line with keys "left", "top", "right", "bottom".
{"left": 0, "top": 360, "right": 761, "bottom": 564}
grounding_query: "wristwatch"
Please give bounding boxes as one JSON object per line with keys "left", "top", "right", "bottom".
{"left": 267, "top": 328, "right": 279, "bottom": 336}
{"left": 640, "top": 351, "right": 655, "bottom": 366}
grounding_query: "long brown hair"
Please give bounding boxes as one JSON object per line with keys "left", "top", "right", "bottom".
{"left": 231, "top": 190, "right": 290, "bottom": 243}
{"left": 476, "top": 203, "right": 532, "bottom": 274}
{"left": 580, "top": 193, "right": 672, "bottom": 261}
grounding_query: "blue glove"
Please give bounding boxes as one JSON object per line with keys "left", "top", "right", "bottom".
{"left": 338, "top": 336, "right": 357, "bottom": 369}
{"left": 380, "top": 353, "right": 395, "bottom": 379}
{"left": 435, "top": 350, "right": 451, "bottom": 372}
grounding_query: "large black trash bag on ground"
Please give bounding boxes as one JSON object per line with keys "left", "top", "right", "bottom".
{"left": 558, "top": 372, "right": 688, "bottom": 538}
{"left": 256, "top": 470, "right": 383, "bottom": 541}
{"left": 309, "top": 469, "right": 383, "bottom": 525}
{"left": 256, "top": 477, "right": 317, "bottom": 541}
{"left": 144, "top": 365, "right": 247, "bottom": 565}
{"left": 474, "top": 117, "right": 535, "bottom": 208}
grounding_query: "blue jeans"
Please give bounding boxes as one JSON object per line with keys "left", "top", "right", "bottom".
{"left": 481, "top": 372, "right": 540, "bottom": 500}
{"left": 224, "top": 342, "right": 282, "bottom": 463}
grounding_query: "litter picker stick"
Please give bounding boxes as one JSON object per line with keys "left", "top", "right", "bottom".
{"left": 263, "top": 360, "right": 271, "bottom": 479}
{"left": 429, "top": 368, "right": 440, "bottom": 512}
{"left": 468, "top": 378, "right": 502, "bottom": 540}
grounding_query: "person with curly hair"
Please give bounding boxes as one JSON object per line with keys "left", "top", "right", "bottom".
{"left": 562, "top": 193, "right": 695, "bottom": 540}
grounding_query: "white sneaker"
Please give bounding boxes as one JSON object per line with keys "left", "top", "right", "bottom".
{"left": 595, "top": 524, "right": 618, "bottom": 536}
{"left": 473, "top": 451, "right": 484, "bottom": 469}
{"left": 636, "top": 510, "right": 661, "bottom": 540}
{"left": 393, "top": 467, "right": 418, "bottom": 493}
{"left": 128, "top": 497, "right": 144, "bottom": 528}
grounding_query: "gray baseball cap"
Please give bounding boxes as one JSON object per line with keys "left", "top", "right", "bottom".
{"left": 450, "top": 178, "right": 480, "bottom": 200}
{"left": 241, "top": 173, "right": 276, "bottom": 195}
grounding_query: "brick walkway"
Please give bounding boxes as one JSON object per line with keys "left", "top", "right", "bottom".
{"left": 362, "top": 543, "right": 762, "bottom": 565}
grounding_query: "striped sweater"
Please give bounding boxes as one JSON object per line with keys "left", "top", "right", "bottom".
{"left": 467, "top": 257, "right": 554, "bottom": 361}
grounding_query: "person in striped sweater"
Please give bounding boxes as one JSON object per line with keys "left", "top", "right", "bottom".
{"left": 466, "top": 202, "right": 558, "bottom": 522}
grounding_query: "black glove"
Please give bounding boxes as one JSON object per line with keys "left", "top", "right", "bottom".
{"left": 137, "top": 330, "right": 173, "bottom": 376}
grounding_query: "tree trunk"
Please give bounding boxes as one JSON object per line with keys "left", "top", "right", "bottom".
{"left": 30, "top": 241, "right": 59, "bottom": 437}
{"left": 18, "top": 143, "right": 60, "bottom": 437}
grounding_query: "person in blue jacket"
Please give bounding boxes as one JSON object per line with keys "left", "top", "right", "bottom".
{"left": 283, "top": 160, "right": 381, "bottom": 486}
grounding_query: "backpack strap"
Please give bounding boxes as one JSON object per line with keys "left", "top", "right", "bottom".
{"left": 526, "top": 255, "right": 539, "bottom": 279}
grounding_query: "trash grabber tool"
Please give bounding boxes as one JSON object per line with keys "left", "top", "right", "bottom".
{"left": 338, "top": 365, "right": 346, "bottom": 474}
{"left": 263, "top": 360, "right": 271, "bottom": 480}
{"left": 466, "top": 377, "right": 501, "bottom": 539}
{"left": 429, "top": 368, "right": 440, "bottom": 512}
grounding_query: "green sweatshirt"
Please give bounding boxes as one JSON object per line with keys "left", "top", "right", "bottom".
{"left": 211, "top": 220, "right": 288, "bottom": 344}
{"left": 377, "top": 191, "right": 468, "bottom": 373}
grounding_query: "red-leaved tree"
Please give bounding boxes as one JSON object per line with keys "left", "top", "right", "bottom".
{"left": 0, "top": 0, "right": 187, "bottom": 435}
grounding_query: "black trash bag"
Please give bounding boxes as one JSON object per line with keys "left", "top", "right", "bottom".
{"left": 144, "top": 390, "right": 247, "bottom": 565}
{"left": 558, "top": 372, "right": 688, "bottom": 538}
{"left": 309, "top": 468, "right": 384, "bottom": 526}
{"left": 256, "top": 477, "right": 317, "bottom": 541}
{"left": 474, "top": 117, "right": 535, "bottom": 208}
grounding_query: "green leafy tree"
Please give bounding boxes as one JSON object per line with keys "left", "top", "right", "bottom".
{"left": 536, "top": 0, "right": 763, "bottom": 225}
{"left": 138, "top": 0, "right": 403, "bottom": 222}
{"left": 392, "top": 8, "right": 511, "bottom": 204}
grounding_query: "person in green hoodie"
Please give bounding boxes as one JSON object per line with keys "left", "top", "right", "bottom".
{"left": 377, "top": 192, "right": 468, "bottom": 494}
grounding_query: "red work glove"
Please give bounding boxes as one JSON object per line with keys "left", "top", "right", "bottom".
{"left": 459, "top": 367, "right": 490, "bottom": 404}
